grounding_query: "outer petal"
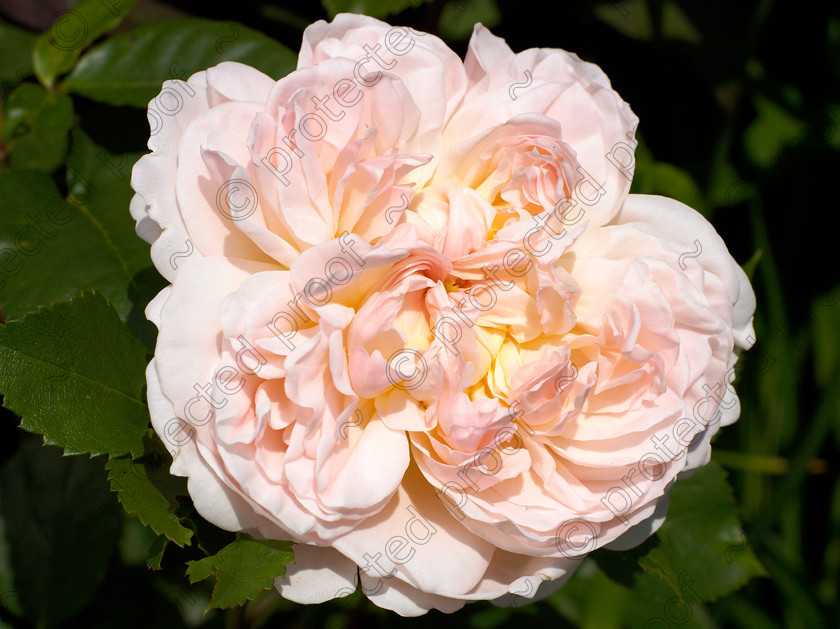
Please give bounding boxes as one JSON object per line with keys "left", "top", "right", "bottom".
{"left": 360, "top": 573, "right": 464, "bottom": 616}
{"left": 463, "top": 550, "right": 582, "bottom": 603}
{"left": 275, "top": 545, "right": 359, "bottom": 604}
{"left": 147, "top": 357, "right": 282, "bottom": 534}
{"left": 611, "top": 194, "right": 756, "bottom": 347}
{"left": 603, "top": 492, "right": 671, "bottom": 551}
{"left": 148, "top": 256, "right": 281, "bottom": 532}
{"left": 130, "top": 63, "right": 276, "bottom": 281}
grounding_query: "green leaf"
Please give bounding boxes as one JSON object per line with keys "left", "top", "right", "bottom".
{"left": 741, "top": 248, "right": 762, "bottom": 282}
{"left": 548, "top": 559, "right": 628, "bottom": 629}
{"left": 577, "top": 463, "right": 765, "bottom": 627}
{"left": 146, "top": 535, "right": 169, "bottom": 571}
{"left": 185, "top": 513, "right": 236, "bottom": 557}
{"left": 63, "top": 18, "right": 297, "bottom": 108}
{"left": 0, "top": 19, "right": 37, "bottom": 85}
{"left": 106, "top": 455, "right": 192, "bottom": 547}
{"left": 578, "top": 570, "right": 628, "bottom": 629}
{"left": 707, "top": 161, "right": 756, "bottom": 209}
{"left": 0, "top": 129, "right": 156, "bottom": 326}
{"left": 647, "top": 463, "right": 766, "bottom": 601}
{"left": 323, "top": 0, "right": 432, "bottom": 19}
{"left": 438, "top": 0, "right": 501, "bottom": 41}
{"left": 118, "top": 515, "right": 160, "bottom": 566}
{"left": 1, "top": 83, "right": 73, "bottom": 172}
{"left": 0, "top": 437, "right": 122, "bottom": 626}
{"left": 550, "top": 555, "right": 713, "bottom": 629}
{"left": 630, "top": 140, "right": 708, "bottom": 216}
{"left": 594, "top": 0, "right": 701, "bottom": 44}
{"left": 648, "top": 162, "right": 708, "bottom": 215}
{"left": 595, "top": 462, "right": 765, "bottom": 613}
{"left": 743, "top": 96, "right": 806, "bottom": 168}
{"left": 0, "top": 291, "right": 150, "bottom": 457}
{"left": 594, "top": 0, "right": 654, "bottom": 41}
{"left": 186, "top": 534, "right": 294, "bottom": 610}
{"left": 32, "top": 0, "right": 137, "bottom": 87}
{"left": 661, "top": 2, "right": 702, "bottom": 44}
{"left": 66, "top": 126, "right": 164, "bottom": 344}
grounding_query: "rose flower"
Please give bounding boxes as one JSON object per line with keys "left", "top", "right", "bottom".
{"left": 130, "top": 13, "right": 755, "bottom": 616}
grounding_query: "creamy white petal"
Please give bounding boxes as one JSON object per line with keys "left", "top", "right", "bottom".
{"left": 275, "top": 545, "right": 359, "bottom": 604}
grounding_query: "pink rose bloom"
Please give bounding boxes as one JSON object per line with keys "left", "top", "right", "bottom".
{"left": 131, "top": 13, "right": 755, "bottom": 616}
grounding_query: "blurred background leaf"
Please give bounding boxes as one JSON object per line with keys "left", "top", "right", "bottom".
{"left": 1, "top": 83, "right": 73, "bottom": 172}
{"left": 32, "top": 0, "right": 137, "bottom": 87}
{"left": 438, "top": 0, "right": 500, "bottom": 41}
{"left": 323, "top": 0, "right": 432, "bottom": 20}
{"left": 63, "top": 18, "right": 297, "bottom": 107}
{"left": 0, "top": 436, "right": 121, "bottom": 626}
{"left": 0, "top": 18, "right": 36, "bottom": 84}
